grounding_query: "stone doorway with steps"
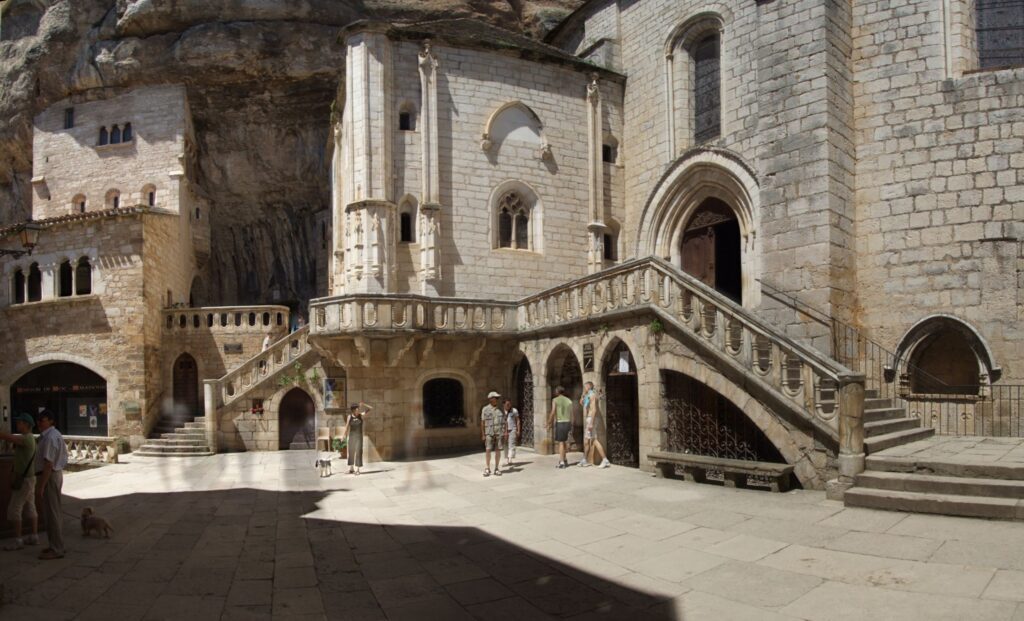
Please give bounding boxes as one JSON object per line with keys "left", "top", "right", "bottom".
{"left": 278, "top": 387, "right": 316, "bottom": 450}
{"left": 680, "top": 197, "right": 742, "bottom": 304}
{"left": 172, "top": 353, "right": 200, "bottom": 420}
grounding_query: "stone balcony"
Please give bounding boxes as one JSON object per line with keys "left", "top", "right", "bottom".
{"left": 163, "top": 305, "right": 291, "bottom": 334}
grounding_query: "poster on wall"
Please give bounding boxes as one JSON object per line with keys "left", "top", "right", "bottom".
{"left": 324, "top": 378, "right": 346, "bottom": 410}
{"left": 88, "top": 415, "right": 98, "bottom": 429}
{"left": 79, "top": 404, "right": 88, "bottom": 418}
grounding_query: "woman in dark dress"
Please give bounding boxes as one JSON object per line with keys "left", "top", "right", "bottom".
{"left": 343, "top": 402, "right": 371, "bottom": 474}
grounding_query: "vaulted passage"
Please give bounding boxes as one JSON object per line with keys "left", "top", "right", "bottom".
{"left": 547, "top": 345, "right": 583, "bottom": 449}
{"left": 278, "top": 388, "right": 316, "bottom": 450}
{"left": 11, "top": 363, "right": 108, "bottom": 436}
{"left": 662, "top": 370, "right": 784, "bottom": 464}
{"left": 680, "top": 197, "right": 741, "bottom": 304}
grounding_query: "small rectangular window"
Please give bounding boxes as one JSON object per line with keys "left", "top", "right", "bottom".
{"left": 602, "top": 144, "right": 616, "bottom": 163}
{"left": 64, "top": 108, "right": 74, "bottom": 129}
{"left": 399, "top": 112, "right": 413, "bottom": 131}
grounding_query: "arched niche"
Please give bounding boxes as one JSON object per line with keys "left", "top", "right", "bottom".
{"left": 481, "top": 101, "right": 546, "bottom": 153}
{"left": 894, "top": 315, "right": 1000, "bottom": 394}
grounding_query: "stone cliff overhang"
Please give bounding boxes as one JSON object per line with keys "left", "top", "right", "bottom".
{"left": 339, "top": 18, "right": 626, "bottom": 83}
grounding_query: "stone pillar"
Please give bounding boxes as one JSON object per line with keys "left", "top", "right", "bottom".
{"left": 341, "top": 27, "right": 397, "bottom": 294}
{"left": 203, "top": 380, "right": 218, "bottom": 453}
{"left": 418, "top": 41, "right": 443, "bottom": 295}
{"left": 533, "top": 364, "right": 552, "bottom": 455}
{"left": 586, "top": 74, "right": 606, "bottom": 274}
{"left": 827, "top": 373, "right": 865, "bottom": 499}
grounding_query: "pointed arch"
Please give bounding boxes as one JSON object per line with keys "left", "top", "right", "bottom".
{"left": 895, "top": 315, "right": 1000, "bottom": 393}
{"left": 483, "top": 101, "right": 545, "bottom": 148}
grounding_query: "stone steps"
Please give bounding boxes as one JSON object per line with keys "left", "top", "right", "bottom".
{"left": 854, "top": 470, "right": 1024, "bottom": 499}
{"left": 139, "top": 415, "right": 211, "bottom": 457}
{"left": 863, "top": 406, "right": 906, "bottom": 423}
{"left": 843, "top": 487, "right": 1024, "bottom": 520}
{"left": 864, "top": 417, "right": 921, "bottom": 437}
{"left": 864, "top": 427, "right": 935, "bottom": 454}
{"left": 865, "top": 454, "right": 1024, "bottom": 481}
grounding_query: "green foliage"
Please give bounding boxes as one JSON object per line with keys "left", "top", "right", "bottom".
{"left": 649, "top": 318, "right": 664, "bottom": 334}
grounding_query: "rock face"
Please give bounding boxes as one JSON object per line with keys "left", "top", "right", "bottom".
{"left": 0, "top": 0, "right": 580, "bottom": 306}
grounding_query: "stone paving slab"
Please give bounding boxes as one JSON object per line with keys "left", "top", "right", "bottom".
{"left": 2, "top": 449, "right": 1024, "bottom": 620}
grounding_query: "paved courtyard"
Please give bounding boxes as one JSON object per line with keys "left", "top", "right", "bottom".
{"left": 2, "top": 449, "right": 1024, "bottom": 620}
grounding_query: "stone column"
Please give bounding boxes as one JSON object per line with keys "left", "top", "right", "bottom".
{"left": 418, "top": 41, "right": 443, "bottom": 295}
{"left": 586, "top": 73, "right": 607, "bottom": 274}
{"left": 827, "top": 373, "right": 866, "bottom": 499}
{"left": 203, "top": 380, "right": 218, "bottom": 453}
{"left": 341, "top": 27, "right": 397, "bottom": 294}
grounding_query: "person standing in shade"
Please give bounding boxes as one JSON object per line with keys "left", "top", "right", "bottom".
{"left": 343, "top": 402, "right": 371, "bottom": 475}
{"left": 548, "top": 386, "right": 573, "bottom": 469}
{"left": 34, "top": 409, "right": 68, "bottom": 560}
{"left": 480, "top": 391, "right": 504, "bottom": 477}
{"left": 1, "top": 413, "right": 39, "bottom": 550}
{"left": 503, "top": 398, "right": 520, "bottom": 467}
{"left": 578, "top": 382, "right": 611, "bottom": 468}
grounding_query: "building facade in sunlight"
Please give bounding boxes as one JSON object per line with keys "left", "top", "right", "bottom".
{"left": 2, "top": 1, "right": 1022, "bottom": 491}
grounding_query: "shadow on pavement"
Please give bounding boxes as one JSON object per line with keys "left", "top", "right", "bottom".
{"left": 0, "top": 487, "right": 679, "bottom": 620}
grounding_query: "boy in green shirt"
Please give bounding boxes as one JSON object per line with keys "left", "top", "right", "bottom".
{"left": 548, "top": 386, "right": 574, "bottom": 468}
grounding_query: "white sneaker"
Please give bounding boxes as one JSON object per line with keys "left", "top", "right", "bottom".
{"left": 600, "top": 458, "right": 610, "bottom": 468}
{"left": 23, "top": 535, "right": 38, "bottom": 545}
{"left": 578, "top": 460, "right": 591, "bottom": 467}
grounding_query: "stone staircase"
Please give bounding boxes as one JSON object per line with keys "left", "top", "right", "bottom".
{"left": 135, "top": 416, "right": 214, "bottom": 457}
{"left": 862, "top": 393, "right": 935, "bottom": 454}
{"left": 844, "top": 447, "right": 1024, "bottom": 521}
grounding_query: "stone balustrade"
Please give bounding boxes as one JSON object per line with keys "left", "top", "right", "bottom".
{"left": 163, "top": 305, "right": 290, "bottom": 333}
{"left": 65, "top": 435, "right": 118, "bottom": 464}
{"left": 309, "top": 256, "right": 863, "bottom": 441}
{"left": 218, "top": 325, "right": 312, "bottom": 409}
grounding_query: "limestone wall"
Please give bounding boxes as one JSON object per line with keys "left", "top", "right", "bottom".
{"left": 31, "top": 85, "right": 191, "bottom": 219}
{"left": 852, "top": 0, "right": 1024, "bottom": 384}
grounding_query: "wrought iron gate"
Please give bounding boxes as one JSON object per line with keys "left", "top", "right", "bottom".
{"left": 605, "top": 378, "right": 639, "bottom": 468}
{"left": 515, "top": 361, "right": 534, "bottom": 448}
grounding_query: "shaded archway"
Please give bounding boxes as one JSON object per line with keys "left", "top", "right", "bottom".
{"left": 546, "top": 345, "right": 583, "bottom": 450}
{"left": 513, "top": 356, "right": 535, "bottom": 448}
{"left": 278, "top": 388, "right": 316, "bottom": 450}
{"left": 11, "top": 363, "right": 107, "bottom": 436}
{"left": 680, "top": 197, "right": 741, "bottom": 303}
{"left": 172, "top": 353, "right": 200, "bottom": 420}
{"left": 895, "top": 315, "right": 999, "bottom": 395}
{"left": 602, "top": 340, "right": 639, "bottom": 468}
{"left": 661, "top": 370, "right": 788, "bottom": 486}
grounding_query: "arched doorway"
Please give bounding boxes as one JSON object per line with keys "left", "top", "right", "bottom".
{"left": 662, "top": 370, "right": 788, "bottom": 486}
{"left": 172, "top": 353, "right": 200, "bottom": 421}
{"left": 278, "top": 388, "right": 316, "bottom": 450}
{"left": 11, "top": 363, "right": 107, "bottom": 436}
{"left": 513, "top": 357, "right": 534, "bottom": 448}
{"left": 680, "top": 197, "right": 741, "bottom": 303}
{"left": 547, "top": 345, "right": 583, "bottom": 451}
{"left": 602, "top": 341, "right": 639, "bottom": 468}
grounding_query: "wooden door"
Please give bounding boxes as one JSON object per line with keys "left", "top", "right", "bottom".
{"left": 681, "top": 226, "right": 716, "bottom": 289}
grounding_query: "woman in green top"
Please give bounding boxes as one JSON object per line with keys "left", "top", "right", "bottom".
{"left": 548, "top": 386, "right": 574, "bottom": 468}
{"left": 0, "top": 413, "right": 39, "bottom": 550}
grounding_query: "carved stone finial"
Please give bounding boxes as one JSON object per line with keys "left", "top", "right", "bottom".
{"left": 586, "top": 73, "right": 600, "bottom": 103}
{"left": 419, "top": 39, "right": 437, "bottom": 70}
{"left": 537, "top": 143, "right": 553, "bottom": 161}
{"left": 480, "top": 133, "right": 492, "bottom": 152}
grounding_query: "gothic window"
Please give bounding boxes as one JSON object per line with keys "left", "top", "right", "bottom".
{"left": 64, "top": 108, "right": 74, "bottom": 130}
{"left": 497, "top": 191, "right": 531, "bottom": 250}
{"left": 398, "top": 103, "right": 416, "bottom": 131}
{"left": 122, "top": 122, "right": 133, "bottom": 142}
{"left": 13, "top": 269, "right": 25, "bottom": 304}
{"left": 98, "top": 126, "right": 109, "bottom": 146}
{"left": 27, "top": 263, "right": 41, "bottom": 302}
{"left": 58, "top": 260, "right": 73, "bottom": 297}
{"left": 399, "top": 199, "right": 416, "bottom": 243}
{"left": 400, "top": 212, "right": 414, "bottom": 243}
{"left": 75, "top": 257, "right": 92, "bottom": 295}
{"left": 977, "top": 0, "right": 1024, "bottom": 69}
{"left": 693, "top": 34, "right": 721, "bottom": 143}
{"left": 603, "top": 233, "right": 616, "bottom": 261}
{"left": 422, "top": 378, "right": 465, "bottom": 428}
{"left": 110, "top": 124, "right": 121, "bottom": 144}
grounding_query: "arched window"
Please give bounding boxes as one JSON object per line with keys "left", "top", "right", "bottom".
{"left": 977, "top": 1, "right": 1024, "bottom": 70}
{"left": 98, "top": 126, "right": 108, "bottom": 146}
{"left": 58, "top": 260, "right": 73, "bottom": 297}
{"left": 12, "top": 269, "right": 25, "bottom": 304}
{"left": 604, "top": 219, "right": 621, "bottom": 262}
{"left": 693, "top": 34, "right": 721, "bottom": 143}
{"left": 75, "top": 257, "right": 92, "bottom": 295}
{"left": 27, "top": 263, "right": 41, "bottom": 302}
{"left": 398, "top": 103, "right": 416, "bottom": 131}
{"left": 122, "top": 122, "right": 133, "bottom": 142}
{"left": 110, "top": 124, "right": 121, "bottom": 144}
{"left": 422, "top": 378, "right": 465, "bottom": 428}
{"left": 398, "top": 198, "right": 417, "bottom": 243}
{"left": 142, "top": 184, "right": 156, "bottom": 207}
{"left": 71, "top": 194, "right": 86, "bottom": 214}
{"left": 497, "top": 191, "right": 531, "bottom": 250}
{"left": 602, "top": 136, "right": 618, "bottom": 164}
{"left": 105, "top": 189, "right": 120, "bottom": 209}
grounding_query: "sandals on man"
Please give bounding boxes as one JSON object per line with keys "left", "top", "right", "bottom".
{"left": 493, "top": 469, "right": 502, "bottom": 476}
{"left": 483, "top": 469, "right": 491, "bottom": 477}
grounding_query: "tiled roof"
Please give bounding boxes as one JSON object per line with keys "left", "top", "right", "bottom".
{"left": 0, "top": 205, "right": 151, "bottom": 238}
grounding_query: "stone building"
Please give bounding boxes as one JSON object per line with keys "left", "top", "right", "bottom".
{"left": 1, "top": 2, "right": 1022, "bottom": 502}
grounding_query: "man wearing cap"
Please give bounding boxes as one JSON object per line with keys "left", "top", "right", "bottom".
{"left": 34, "top": 409, "right": 68, "bottom": 560}
{"left": 480, "top": 391, "right": 504, "bottom": 477}
{"left": 0, "top": 413, "right": 39, "bottom": 550}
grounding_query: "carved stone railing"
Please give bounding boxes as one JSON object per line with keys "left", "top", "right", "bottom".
{"left": 64, "top": 435, "right": 118, "bottom": 464}
{"left": 311, "top": 295, "right": 517, "bottom": 335}
{"left": 217, "top": 325, "right": 313, "bottom": 409}
{"left": 163, "top": 305, "right": 291, "bottom": 334}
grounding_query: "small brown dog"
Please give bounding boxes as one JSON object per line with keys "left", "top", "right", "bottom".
{"left": 81, "top": 507, "right": 113, "bottom": 538}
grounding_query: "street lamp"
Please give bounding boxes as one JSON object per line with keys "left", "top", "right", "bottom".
{"left": 0, "top": 221, "right": 43, "bottom": 258}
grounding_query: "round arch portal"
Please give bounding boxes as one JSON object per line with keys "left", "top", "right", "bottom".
{"left": 11, "top": 362, "right": 108, "bottom": 436}
{"left": 278, "top": 388, "right": 316, "bottom": 450}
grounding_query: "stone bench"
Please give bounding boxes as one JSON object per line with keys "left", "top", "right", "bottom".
{"left": 648, "top": 450, "right": 794, "bottom": 492}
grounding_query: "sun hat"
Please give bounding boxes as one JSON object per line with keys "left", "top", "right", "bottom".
{"left": 487, "top": 391, "right": 500, "bottom": 399}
